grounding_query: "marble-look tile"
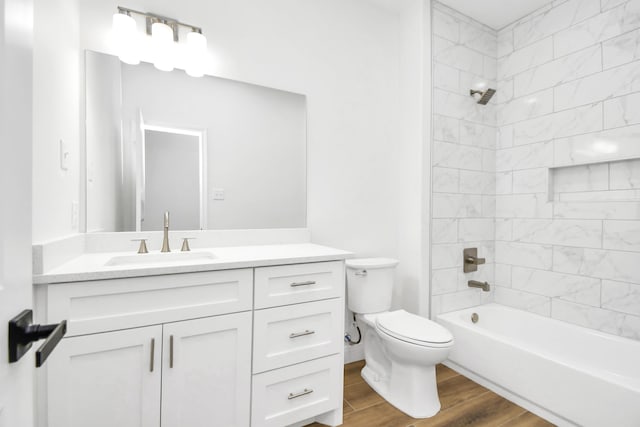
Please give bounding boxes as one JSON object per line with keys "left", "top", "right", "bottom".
{"left": 433, "top": 35, "right": 455, "bottom": 57}
{"left": 497, "top": 89, "right": 554, "bottom": 126}
{"left": 603, "top": 92, "right": 640, "bottom": 129}
{"left": 481, "top": 149, "right": 496, "bottom": 173}
{"left": 497, "top": 125, "right": 514, "bottom": 149}
{"left": 495, "top": 263, "right": 512, "bottom": 287}
{"left": 511, "top": 266, "right": 601, "bottom": 306}
{"left": 460, "top": 24, "right": 497, "bottom": 58}
{"left": 432, "top": 219, "right": 458, "bottom": 244}
{"left": 494, "top": 286, "right": 551, "bottom": 316}
{"left": 483, "top": 57, "right": 497, "bottom": 81}
{"left": 432, "top": 268, "right": 459, "bottom": 295}
{"left": 433, "top": 167, "right": 459, "bottom": 193}
{"left": 512, "top": 219, "right": 602, "bottom": 248}
{"left": 551, "top": 299, "right": 640, "bottom": 340}
{"left": 498, "top": 37, "right": 553, "bottom": 80}
{"left": 433, "top": 114, "right": 459, "bottom": 143}
{"left": 512, "top": 168, "right": 548, "bottom": 194}
{"left": 496, "top": 241, "right": 553, "bottom": 270}
{"left": 495, "top": 194, "right": 552, "bottom": 218}
{"left": 459, "top": 170, "right": 495, "bottom": 195}
{"left": 552, "top": 163, "right": 609, "bottom": 193}
{"left": 495, "top": 171, "right": 513, "bottom": 194}
{"left": 458, "top": 218, "right": 495, "bottom": 242}
{"left": 433, "top": 9, "right": 460, "bottom": 43}
{"left": 554, "top": 58, "right": 640, "bottom": 111}
{"left": 603, "top": 220, "right": 640, "bottom": 252}
{"left": 497, "top": 29, "right": 513, "bottom": 58}
{"left": 434, "top": 88, "right": 485, "bottom": 124}
{"left": 496, "top": 141, "right": 553, "bottom": 171}
{"left": 554, "top": 201, "right": 640, "bottom": 220}
{"left": 558, "top": 189, "right": 640, "bottom": 202}
{"left": 495, "top": 218, "right": 513, "bottom": 240}
{"left": 482, "top": 195, "right": 496, "bottom": 217}
{"left": 512, "top": 0, "right": 600, "bottom": 50}
{"left": 496, "top": 79, "right": 514, "bottom": 105}
{"left": 433, "top": 140, "right": 483, "bottom": 170}
{"left": 602, "top": 28, "right": 640, "bottom": 69}
{"left": 513, "top": 103, "right": 603, "bottom": 146}
{"left": 434, "top": 62, "right": 460, "bottom": 93}
{"left": 432, "top": 193, "right": 483, "bottom": 218}
{"left": 514, "top": 45, "right": 601, "bottom": 97}
{"left": 459, "top": 121, "right": 496, "bottom": 149}
{"left": 610, "top": 158, "right": 640, "bottom": 189}
{"left": 554, "top": 0, "right": 640, "bottom": 57}
{"left": 433, "top": 289, "right": 482, "bottom": 314}
{"left": 553, "top": 246, "right": 640, "bottom": 283}
{"left": 434, "top": 39, "right": 486, "bottom": 73}
{"left": 432, "top": 243, "right": 463, "bottom": 269}
{"left": 553, "top": 124, "right": 640, "bottom": 166}
{"left": 601, "top": 279, "right": 640, "bottom": 316}
{"left": 601, "top": 0, "right": 629, "bottom": 11}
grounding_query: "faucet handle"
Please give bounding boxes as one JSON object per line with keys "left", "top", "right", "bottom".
{"left": 131, "top": 239, "right": 149, "bottom": 254}
{"left": 181, "top": 238, "right": 195, "bottom": 252}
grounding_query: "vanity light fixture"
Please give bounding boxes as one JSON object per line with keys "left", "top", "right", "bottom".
{"left": 112, "top": 6, "right": 208, "bottom": 76}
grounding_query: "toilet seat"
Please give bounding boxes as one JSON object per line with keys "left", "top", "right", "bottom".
{"left": 375, "top": 310, "right": 453, "bottom": 348}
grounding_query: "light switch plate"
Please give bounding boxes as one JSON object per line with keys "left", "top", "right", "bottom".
{"left": 59, "top": 139, "right": 69, "bottom": 171}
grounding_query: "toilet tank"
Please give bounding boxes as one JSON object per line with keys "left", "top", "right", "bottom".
{"left": 346, "top": 258, "right": 399, "bottom": 314}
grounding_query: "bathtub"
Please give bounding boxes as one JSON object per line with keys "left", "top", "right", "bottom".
{"left": 437, "top": 303, "right": 640, "bottom": 427}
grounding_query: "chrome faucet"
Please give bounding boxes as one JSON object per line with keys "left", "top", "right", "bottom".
{"left": 161, "top": 211, "right": 170, "bottom": 252}
{"left": 468, "top": 280, "right": 490, "bottom": 292}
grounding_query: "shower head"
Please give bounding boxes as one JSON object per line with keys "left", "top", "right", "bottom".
{"left": 470, "top": 88, "right": 496, "bottom": 105}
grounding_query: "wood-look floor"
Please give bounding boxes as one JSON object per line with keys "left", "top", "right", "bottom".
{"left": 307, "top": 361, "right": 555, "bottom": 427}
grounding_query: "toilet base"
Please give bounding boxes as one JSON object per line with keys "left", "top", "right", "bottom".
{"left": 361, "top": 362, "right": 442, "bottom": 418}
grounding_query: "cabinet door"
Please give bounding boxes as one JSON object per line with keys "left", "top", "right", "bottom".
{"left": 161, "top": 312, "right": 252, "bottom": 427}
{"left": 47, "top": 325, "right": 162, "bottom": 427}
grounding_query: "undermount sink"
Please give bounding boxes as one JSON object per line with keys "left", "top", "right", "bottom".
{"left": 104, "top": 251, "right": 216, "bottom": 267}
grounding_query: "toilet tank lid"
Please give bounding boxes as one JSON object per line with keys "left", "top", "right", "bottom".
{"left": 346, "top": 258, "right": 399, "bottom": 270}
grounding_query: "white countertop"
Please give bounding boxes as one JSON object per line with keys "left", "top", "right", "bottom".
{"left": 34, "top": 243, "right": 352, "bottom": 284}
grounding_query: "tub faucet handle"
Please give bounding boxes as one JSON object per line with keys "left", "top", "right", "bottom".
{"left": 463, "top": 248, "right": 485, "bottom": 273}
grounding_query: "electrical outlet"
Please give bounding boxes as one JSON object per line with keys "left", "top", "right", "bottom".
{"left": 212, "top": 188, "right": 225, "bottom": 200}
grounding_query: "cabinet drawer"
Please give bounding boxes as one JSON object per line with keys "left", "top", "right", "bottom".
{"left": 253, "top": 299, "right": 343, "bottom": 373}
{"left": 47, "top": 269, "right": 253, "bottom": 336}
{"left": 251, "top": 354, "right": 343, "bottom": 427}
{"left": 254, "top": 261, "right": 344, "bottom": 308}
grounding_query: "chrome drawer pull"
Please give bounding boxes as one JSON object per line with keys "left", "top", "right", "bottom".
{"left": 149, "top": 338, "right": 155, "bottom": 372}
{"left": 289, "top": 330, "right": 315, "bottom": 339}
{"left": 355, "top": 269, "right": 367, "bottom": 276}
{"left": 288, "top": 388, "right": 314, "bottom": 400}
{"left": 290, "top": 280, "right": 316, "bottom": 287}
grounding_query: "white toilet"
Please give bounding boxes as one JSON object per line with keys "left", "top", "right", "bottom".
{"left": 346, "top": 258, "right": 454, "bottom": 418}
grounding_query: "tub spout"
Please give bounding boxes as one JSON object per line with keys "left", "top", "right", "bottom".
{"left": 468, "top": 280, "right": 490, "bottom": 292}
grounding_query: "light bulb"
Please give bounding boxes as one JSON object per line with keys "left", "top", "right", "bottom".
{"left": 112, "top": 12, "right": 140, "bottom": 65}
{"left": 185, "top": 31, "right": 207, "bottom": 77}
{"left": 152, "top": 21, "right": 175, "bottom": 72}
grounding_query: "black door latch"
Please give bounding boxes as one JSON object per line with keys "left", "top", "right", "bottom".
{"left": 9, "top": 309, "right": 67, "bottom": 367}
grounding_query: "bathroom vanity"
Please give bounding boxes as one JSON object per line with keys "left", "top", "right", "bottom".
{"left": 33, "top": 243, "right": 349, "bottom": 427}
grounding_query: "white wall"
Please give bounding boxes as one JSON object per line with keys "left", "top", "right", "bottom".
{"left": 32, "top": 0, "right": 80, "bottom": 242}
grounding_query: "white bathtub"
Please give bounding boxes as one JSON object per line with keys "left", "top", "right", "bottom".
{"left": 437, "top": 303, "right": 640, "bottom": 427}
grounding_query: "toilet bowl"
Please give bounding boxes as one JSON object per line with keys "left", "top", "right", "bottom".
{"left": 346, "top": 258, "right": 454, "bottom": 418}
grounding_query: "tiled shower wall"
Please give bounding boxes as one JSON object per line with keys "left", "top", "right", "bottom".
{"left": 431, "top": 3, "right": 497, "bottom": 315}
{"left": 432, "top": 0, "right": 640, "bottom": 340}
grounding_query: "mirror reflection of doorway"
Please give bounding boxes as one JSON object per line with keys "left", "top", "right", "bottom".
{"left": 141, "top": 126, "right": 206, "bottom": 231}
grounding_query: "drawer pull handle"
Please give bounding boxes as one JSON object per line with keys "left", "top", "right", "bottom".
{"left": 169, "top": 335, "right": 174, "bottom": 368}
{"left": 355, "top": 269, "right": 367, "bottom": 276}
{"left": 288, "top": 388, "right": 314, "bottom": 400}
{"left": 289, "top": 330, "right": 315, "bottom": 339}
{"left": 290, "top": 280, "right": 316, "bottom": 287}
{"left": 149, "top": 338, "right": 155, "bottom": 372}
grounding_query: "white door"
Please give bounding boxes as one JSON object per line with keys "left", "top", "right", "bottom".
{"left": 161, "top": 312, "right": 252, "bottom": 427}
{"left": 46, "top": 326, "right": 163, "bottom": 427}
{"left": 0, "top": 1, "right": 34, "bottom": 426}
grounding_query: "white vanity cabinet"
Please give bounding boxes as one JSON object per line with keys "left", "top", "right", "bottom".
{"left": 37, "top": 259, "right": 345, "bottom": 427}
